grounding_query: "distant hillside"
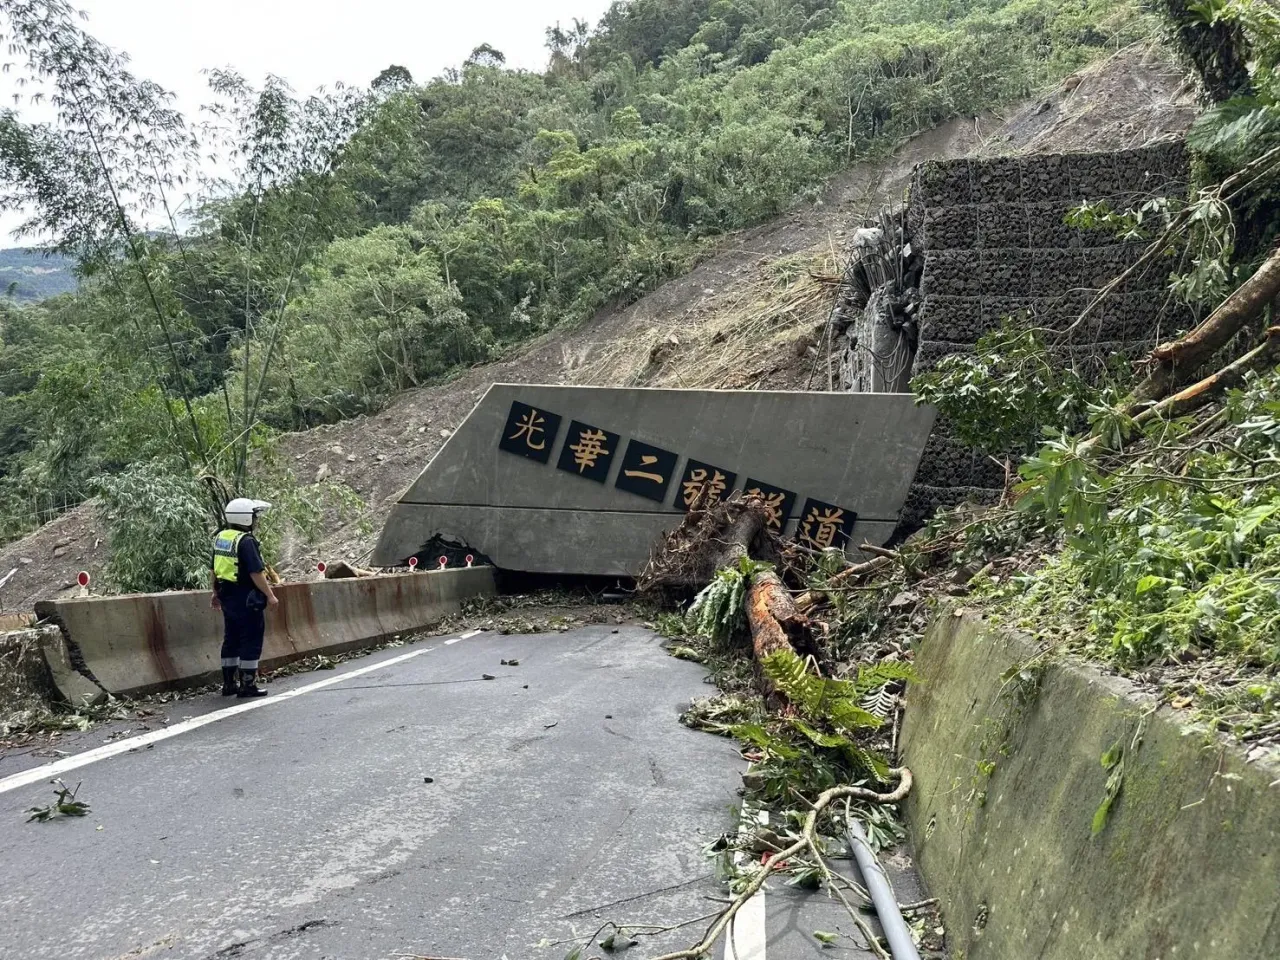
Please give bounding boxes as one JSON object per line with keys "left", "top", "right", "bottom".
{"left": 0, "top": 247, "right": 76, "bottom": 302}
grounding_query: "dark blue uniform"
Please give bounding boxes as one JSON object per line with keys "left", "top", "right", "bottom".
{"left": 215, "top": 532, "right": 267, "bottom": 674}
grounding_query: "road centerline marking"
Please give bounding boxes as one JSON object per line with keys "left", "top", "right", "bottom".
{"left": 725, "top": 801, "right": 768, "bottom": 959}
{"left": 0, "top": 628, "right": 485, "bottom": 795}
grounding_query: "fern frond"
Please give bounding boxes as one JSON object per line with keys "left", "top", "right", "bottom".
{"left": 787, "top": 717, "right": 853, "bottom": 750}
{"left": 810, "top": 675, "right": 859, "bottom": 713}
{"left": 730, "top": 722, "right": 801, "bottom": 760}
{"left": 1188, "top": 97, "right": 1280, "bottom": 164}
{"left": 761, "top": 648, "right": 820, "bottom": 704}
{"left": 855, "top": 660, "right": 918, "bottom": 692}
{"left": 861, "top": 685, "right": 898, "bottom": 721}
{"left": 686, "top": 560, "right": 772, "bottom": 648}
{"left": 827, "top": 699, "right": 885, "bottom": 732}
{"left": 765, "top": 648, "right": 885, "bottom": 730}
{"left": 844, "top": 746, "right": 891, "bottom": 783}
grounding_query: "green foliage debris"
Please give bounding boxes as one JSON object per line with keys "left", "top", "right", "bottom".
{"left": 26, "top": 778, "right": 90, "bottom": 822}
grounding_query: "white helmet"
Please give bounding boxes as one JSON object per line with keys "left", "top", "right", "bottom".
{"left": 224, "top": 497, "right": 272, "bottom": 528}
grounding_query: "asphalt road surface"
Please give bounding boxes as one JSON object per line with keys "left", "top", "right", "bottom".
{"left": 0, "top": 625, "right": 902, "bottom": 960}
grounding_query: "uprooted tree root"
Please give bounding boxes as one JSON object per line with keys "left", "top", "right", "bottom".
{"left": 633, "top": 492, "right": 926, "bottom": 958}
{"left": 639, "top": 493, "right": 777, "bottom": 592}
{"left": 640, "top": 492, "right": 823, "bottom": 688}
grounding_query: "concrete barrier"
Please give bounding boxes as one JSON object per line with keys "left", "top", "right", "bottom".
{"left": 902, "top": 610, "right": 1280, "bottom": 960}
{"left": 34, "top": 567, "right": 496, "bottom": 701}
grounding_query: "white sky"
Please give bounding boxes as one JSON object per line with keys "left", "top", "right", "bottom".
{"left": 0, "top": 0, "right": 613, "bottom": 243}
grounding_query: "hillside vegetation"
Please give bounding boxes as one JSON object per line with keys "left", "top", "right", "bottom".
{"left": 0, "top": 0, "right": 1147, "bottom": 589}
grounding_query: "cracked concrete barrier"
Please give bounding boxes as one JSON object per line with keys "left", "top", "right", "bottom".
{"left": 373, "top": 384, "right": 937, "bottom": 575}
{"left": 34, "top": 567, "right": 495, "bottom": 701}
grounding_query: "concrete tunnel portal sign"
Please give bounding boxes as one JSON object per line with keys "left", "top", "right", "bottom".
{"left": 372, "top": 384, "right": 937, "bottom": 577}
{"left": 498, "top": 399, "right": 855, "bottom": 548}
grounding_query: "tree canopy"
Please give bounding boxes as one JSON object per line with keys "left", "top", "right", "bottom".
{"left": 0, "top": 0, "right": 1150, "bottom": 586}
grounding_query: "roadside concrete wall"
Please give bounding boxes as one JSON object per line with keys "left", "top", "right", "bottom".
{"left": 902, "top": 141, "right": 1192, "bottom": 525}
{"left": 374, "top": 384, "right": 936, "bottom": 574}
{"left": 902, "top": 610, "right": 1280, "bottom": 960}
{"left": 34, "top": 567, "right": 495, "bottom": 702}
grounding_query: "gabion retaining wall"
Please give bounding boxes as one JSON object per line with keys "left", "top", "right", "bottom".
{"left": 902, "top": 141, "right": 1193, "bottom": 526}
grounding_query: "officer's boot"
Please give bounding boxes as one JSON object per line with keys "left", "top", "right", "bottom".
{"left": 236, "top": 669, "right": 268, "bottom": 698}
{"left": 220, "top": 666, "right": 239, "bottom": 697}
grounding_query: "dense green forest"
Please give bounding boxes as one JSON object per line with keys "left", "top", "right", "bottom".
{"left": 0, "top": 0, "right": 1148, "bottom": 585}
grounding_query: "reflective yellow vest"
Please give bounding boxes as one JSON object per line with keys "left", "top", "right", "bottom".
{"left": 212, "top": 528, "right": 247, "bottom": 583}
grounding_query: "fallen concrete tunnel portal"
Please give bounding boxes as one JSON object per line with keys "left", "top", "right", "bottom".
{"left": 373, "top": 384, "right": 938, "bottom": 577}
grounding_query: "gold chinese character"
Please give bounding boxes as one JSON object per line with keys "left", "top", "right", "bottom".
{"left": 746, "top": 487, "right": 787, "bottom": 530}
{"left": 569, "top": 428, "right": 610, "bottom": 473}
{"left": 801, "top": 506, "right": 847, "bottom": 549}
{"left": 682, "top": 468, "right": 728, "bottom": 507}
{"left": 509, "top": 408, "right": 547, "bottom": 450}
{"left": 624, "top": 454, "right": 664, "bottom": 483}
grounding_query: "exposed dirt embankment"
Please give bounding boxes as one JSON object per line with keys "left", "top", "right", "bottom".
{"left": 0, "top": 44, "right": 1196, "bottom": 609}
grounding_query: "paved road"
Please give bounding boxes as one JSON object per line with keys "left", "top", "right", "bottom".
{"left": 0, "top": 625, "right": 896, "bottom": 960}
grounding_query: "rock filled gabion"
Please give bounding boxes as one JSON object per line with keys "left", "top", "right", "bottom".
{"left": 898, "top": 140, "right": 1193, "bottom": 528}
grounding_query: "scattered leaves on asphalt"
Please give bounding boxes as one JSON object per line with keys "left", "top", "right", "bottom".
{"left": 26, "top": 779, "right": 90, "bottom": 822}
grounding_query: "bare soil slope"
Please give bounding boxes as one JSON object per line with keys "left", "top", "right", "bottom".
{"left": 0, "top": 45, "right": 1196, "bottom": 610}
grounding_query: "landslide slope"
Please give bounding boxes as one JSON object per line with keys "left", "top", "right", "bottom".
{"left": 0, "top": 44, "right": 1194, "bottom": 608}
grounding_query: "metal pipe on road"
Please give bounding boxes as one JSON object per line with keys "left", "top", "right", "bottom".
{"left": 847, "top": 818, "right": 921, "bottom": 960}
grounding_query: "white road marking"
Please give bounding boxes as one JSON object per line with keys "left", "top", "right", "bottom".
{"left": 0, "top": 629, "right": 485, "bottom": 796}
{"left": 724, "top": 804, "right": 768, "bottom": 960}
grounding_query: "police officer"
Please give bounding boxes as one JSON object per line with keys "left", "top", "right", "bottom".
{"left": 211, "top": 498, "right": 278, "bottom": 698}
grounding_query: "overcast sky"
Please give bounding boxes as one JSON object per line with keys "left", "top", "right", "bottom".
{"left": 0, "top": 0, "right": 613, "bottom": 243}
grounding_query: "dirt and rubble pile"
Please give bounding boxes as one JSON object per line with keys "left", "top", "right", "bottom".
{"left": 0, "top": 44, "right": 1197, "bottom": 607}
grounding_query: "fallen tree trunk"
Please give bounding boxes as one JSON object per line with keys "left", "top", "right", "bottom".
{"left": 712, "top": 500, "right": 767, "bottom": 571}
{"left": 794, "top": 555, "right": 891, "bottom": 613}
{"left": 700, "top": 500, "right": 812, "bottom": 669}
{"left": 1127, "top": 243, "right": 1280, "bottom": 411}
{"left": 1083, "top": 326, "right": 1280, "bottom": 455}
{"left": 1141, "top": 326, "right": 1280, "bottom": 423}
{"left": 747, "top": 568, "right": 808, "bottom": 662}
{"left": 641, "top": 493, "right": 816, "bottom": 675}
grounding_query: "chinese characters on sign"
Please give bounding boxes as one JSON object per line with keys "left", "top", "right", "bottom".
{"left": 556, "top": 420, "right": 619, "bottom": 483}
{"left": 616, "top": 439, "right": 678, "bottom": 502}
{"left": 797, "top": 498, "right": 856, "bottom": 551}
{"left": 742, "top": 479, "right": 797, "bottom": 533}
{"left": 497, "top": 399, "right": 858, "bottom": 548}
{"left": 498, "top": 401, "right": 562, "bottom": 464}
{"left": 679, "top": 459, "right": 736, "bottom": 509}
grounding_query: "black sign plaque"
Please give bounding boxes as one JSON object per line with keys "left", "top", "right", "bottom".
{"left": 678, "top": 459, "right": 737, "bottom": 510}
{"left": 615, "top": 439, "right": 678, "bottom": 503}
{"left": 796, "top": 498, "right": 857, "bottom": 550}
{"left": 498, "top": 401, "right": 562, "bottom": 464}
{"left": 556, "top": 420, "right": 620, "bottom": 483}
{"left": 742, "top": 478, "right": 797, "bottom": 532}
